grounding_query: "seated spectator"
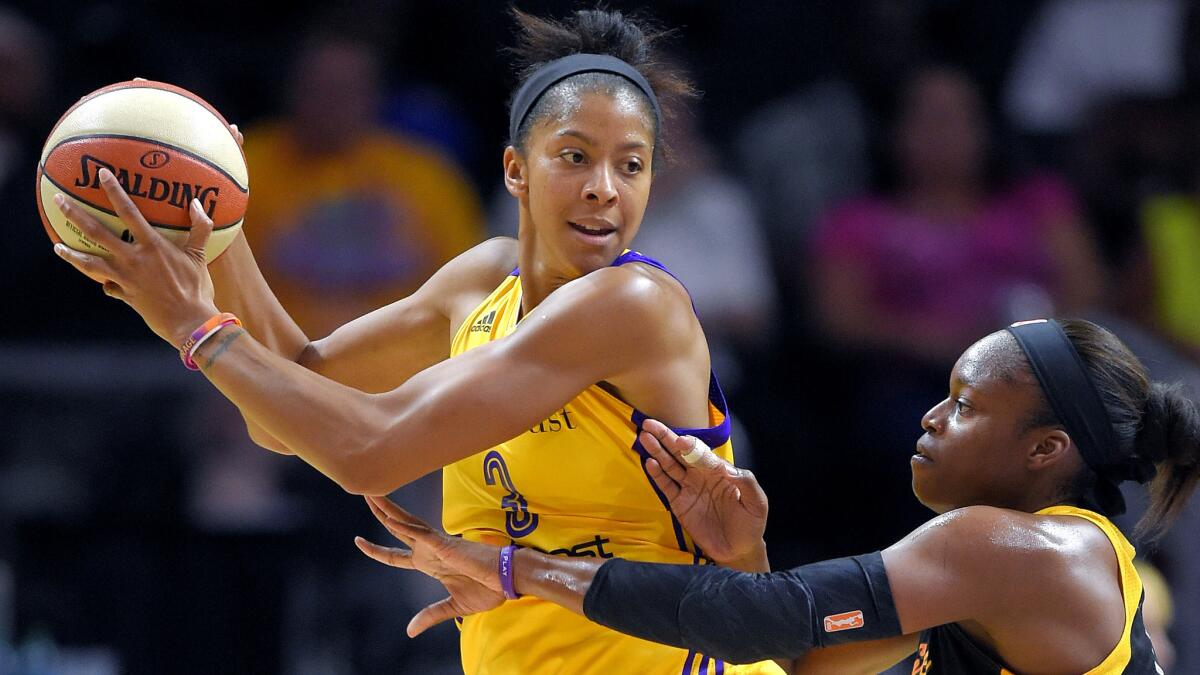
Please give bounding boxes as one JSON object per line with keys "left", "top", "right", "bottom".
{"left": 804, "top": 66, "right": 1106, "bottom": 547}
{"left": 243, "top": 33, "right": 483, "bottom": 338}
{"left": 812, "top": 66, "right": 1103, "bottom": 368}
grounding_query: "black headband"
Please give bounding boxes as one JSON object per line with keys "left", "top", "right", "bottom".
{"left": 1007, "top": 319, "right": 1126, "bottom": 513}
{"left": 508, "top": 53, "right": 661, "bottom": 143}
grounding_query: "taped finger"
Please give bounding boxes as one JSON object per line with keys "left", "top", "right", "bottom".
{"left": 679, "top": 437, "right": 711, "bottom": 466}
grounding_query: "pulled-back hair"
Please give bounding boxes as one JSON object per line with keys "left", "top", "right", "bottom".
{"left": 506, "top": 7, "right": 696, "bottom": 165}
{"left": 1019, "top": 319, "right": 1200, "bottom": 540}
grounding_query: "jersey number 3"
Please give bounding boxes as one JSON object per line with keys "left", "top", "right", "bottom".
{"left": 483, "top": 451, "right": 540, "bottom": 538}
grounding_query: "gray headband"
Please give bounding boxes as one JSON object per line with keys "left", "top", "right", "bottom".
{"left": 508, "top": 53, "right": 661, "bottom": 143}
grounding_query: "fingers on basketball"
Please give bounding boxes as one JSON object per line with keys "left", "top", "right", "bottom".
{"left": 186, "top": 198, "right": 214, "bottom": 254}
{"left": 96, "top": 168, "right": 158, "bottom": 246}
{"left": 54, "top": 242, "right": 123, "bottom": 285}
{"left": 55, "top": 194, "right": 124, "bottom": 254}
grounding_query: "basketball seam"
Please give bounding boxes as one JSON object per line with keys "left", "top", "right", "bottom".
{"left": 98, "top": 84, "right": 234, "bottom": 126}
{"left": 40, "top": 172, "right": 244, "bottom": 232}
{"left": 46, "top": 83, "right": 238, "bottom": 144}
{"left": 46, "top": 134, "right": 249, "bottom": 192}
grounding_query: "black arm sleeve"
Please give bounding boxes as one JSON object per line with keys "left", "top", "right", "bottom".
{"left": 581, "top": 552, "right": 902, "bottom": 664}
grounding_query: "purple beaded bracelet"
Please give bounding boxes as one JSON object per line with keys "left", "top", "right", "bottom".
{"left": 498, "top": 544, "right": 521, "bottom": 600}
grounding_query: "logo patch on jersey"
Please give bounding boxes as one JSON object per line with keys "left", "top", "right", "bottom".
{"left": 823, "top": 610, "right": 864, "bottom": 632}
{"left": 470, "top": 310, "right": 497, "bottom": 333}
{"left": 483, "top": 450, "right": 539, "bottom": 538}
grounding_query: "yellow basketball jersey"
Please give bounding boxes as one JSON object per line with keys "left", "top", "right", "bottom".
{"left": 443, "top": 252, "right": 784, "bottom": 674}
{"left": 912, "top": 504, "right": 1161, "bottom": 674}
{"left": 1039, "top": 505, "right": 1160, "bottom": 674}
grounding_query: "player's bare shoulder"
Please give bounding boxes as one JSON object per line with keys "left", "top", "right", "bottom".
{"left": 443, "top": 237, "right": 519, "bottom": 292}
{"left": 582, "top": 261, "right": 697, "bottom": 337}
{"left": 433, "top": 237, "right": 519, "bottom": 316}
{"left": 916, "top": 505, "right": 1117, "bottom": 591}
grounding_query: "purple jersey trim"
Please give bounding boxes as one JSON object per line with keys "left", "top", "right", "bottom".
{"left": 699, "top": 655, "right": 711, "bottom": 675}
{"left": 518, "top": 251, "right": 735, "bottom": 557}
{"left": 715, "top": 659, "right": 725, "bottom": 675}
{"left": 682, "top": 650, "right": 698, "bottom": 675}
{"left": 630, "top": 415, "right": 691, "bottom": 552}
{"left": 617, "top": 250, "right": 733, "bottom": 556}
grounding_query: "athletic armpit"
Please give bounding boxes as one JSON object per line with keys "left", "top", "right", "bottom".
{"left": 301, "top": 237, "right": 518, "bottom": 394}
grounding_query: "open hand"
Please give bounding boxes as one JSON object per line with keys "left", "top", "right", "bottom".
{"left": 355, "top": 495, "right": 506, "bottom": 636}
{"left": 641, "top": 419, "right": 769, "bottom": 569}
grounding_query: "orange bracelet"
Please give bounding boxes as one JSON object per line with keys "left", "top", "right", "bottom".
{"left": 180, "top": 312, "right": 242, "bottom": 370}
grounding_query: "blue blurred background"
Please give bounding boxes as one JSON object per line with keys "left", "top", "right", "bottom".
{"left": 1, "top": 0, "right": 1199, "bottom": 672}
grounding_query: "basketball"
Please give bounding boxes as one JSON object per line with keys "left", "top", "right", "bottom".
{"left": 36, "top": 79, "right": 248, "bottom": 262}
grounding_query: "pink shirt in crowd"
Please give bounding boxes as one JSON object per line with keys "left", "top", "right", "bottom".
{"left": 813, "top": 175, "right": 1080, "bottom": 344}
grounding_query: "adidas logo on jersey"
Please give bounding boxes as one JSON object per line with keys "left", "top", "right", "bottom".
{"left": 470, "top": 310, "right": 497, "bottom": 333}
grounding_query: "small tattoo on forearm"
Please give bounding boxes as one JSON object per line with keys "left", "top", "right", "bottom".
{"left": 202, "top": 328, "right": 246, "bottom": 369}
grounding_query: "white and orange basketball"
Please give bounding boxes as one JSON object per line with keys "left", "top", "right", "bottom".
{"left": 36, "top": 79, "right": 248, "bottom": 261}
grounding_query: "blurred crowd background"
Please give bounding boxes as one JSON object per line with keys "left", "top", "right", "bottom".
{"left": 2, "top": 0, "right": 1199, "bottom": 673}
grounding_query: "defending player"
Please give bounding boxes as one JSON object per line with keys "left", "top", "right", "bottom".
{"left": 359, "top": 319, "right": 1193, "bottom": 674}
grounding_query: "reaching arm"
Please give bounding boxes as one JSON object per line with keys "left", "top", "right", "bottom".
{"left": 191, "top": 264, "right": 687, "bottom": 493}
{"left": 357, "top": 496, "right": 1059, "bottom": 668}
{"left": 357, "top": 495, "right": 907, "bottom": 665}
{"left": 50, "top": 175, "right": 696, "bottom": 493}
{"left": 200, "top": 124, "right": 506, "bottom": 454}
{"left": 208, "top": 213, "right": 511, "bottom": 455}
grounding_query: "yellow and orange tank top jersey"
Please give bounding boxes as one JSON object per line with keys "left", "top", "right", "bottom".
{"left": 911, "top": 505, "right": 1161, "bottom": 674}
{"left": 443, "top": 251, "right": 784, "bottom": 674}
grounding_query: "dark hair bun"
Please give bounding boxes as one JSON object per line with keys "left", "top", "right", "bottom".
{"left": 1138, "top": 382, "right": 1200, "bottom": 539}
{"left": 510, "top": 9, "right": 657, "bottom": 80}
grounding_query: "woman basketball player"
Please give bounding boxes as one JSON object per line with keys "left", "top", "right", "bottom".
{"left": 51, "top": 8, "right": 784, "bottom": 675}
{"left": 358, "top": 319, "right": 1195, "bottom": 674}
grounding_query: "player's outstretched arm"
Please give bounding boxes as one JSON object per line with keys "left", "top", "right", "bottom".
{"left": 54, "top": 161, "right": 512, "bottom": 459}
{"left": 52, "top": 171, "right": 694, "bottom": 492}
{"left": 210, "top": 229, "right": 511, "bottom": 455}
{"left": 356, "top": 491, "right": 915, "bottom": 668}
{"left": 207, "top": 125, "right": 512, "bottom": 454}
{"left": 356, "top": 496, "right": 1065, "bottom": 670}
{"left": 356, "top": 494, "right": 603, "bottom": 634}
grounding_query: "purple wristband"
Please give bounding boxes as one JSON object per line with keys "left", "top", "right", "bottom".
{"left": 499, "top": 544, "right": 521, "bottom": 600}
